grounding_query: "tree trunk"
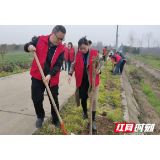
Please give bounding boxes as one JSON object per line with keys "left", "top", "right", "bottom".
{"left": 2, "top": 55, "right": 5, "bottom": 71}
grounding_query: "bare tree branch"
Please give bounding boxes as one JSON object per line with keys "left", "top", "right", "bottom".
{"left": 145, "top": 32, "right": 152, "bottom": 51}
{"left": 137, "top": 33, "right": 145, "bottom": 51}
{"left": 128, "top": 31, "right": 136, "bottom": 53}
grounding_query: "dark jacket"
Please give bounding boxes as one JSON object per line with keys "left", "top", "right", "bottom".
{"left": 118, "top": 52, "right": 126, "bottom": 60}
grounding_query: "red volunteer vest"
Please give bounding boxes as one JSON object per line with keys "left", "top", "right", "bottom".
{"left": 30, "top": 35, "right": 64, "bottom": 87}
{"left": 103, "top": 48, "right": 106, "bottom": 55}
{"left": 111, "top": 54, "right": 122, "bottom": 64}
{"left": 66, "top": 48, "right": 74, "bottom": 62}
{"left": 75, "top": 49, "right": 99, "bottom": 87}
{"left": 64, "top": 47, "right": 68, "bottom": 59}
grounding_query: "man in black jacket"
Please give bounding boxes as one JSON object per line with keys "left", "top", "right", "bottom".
{"left": 24, "top": 25, "right": 66, "bottom": 128}
{"left": 116, "top": 51, "right": 126, "bottom": 74}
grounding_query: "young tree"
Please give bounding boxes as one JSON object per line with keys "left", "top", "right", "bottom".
{"left": 146, "top": 32, "right": 152, "bottom": 52}
{"left": 137, "top": 33, "right": 145, "bottom": 51}
{"left": 128, "top": 31, "right": 136, "bottom": 54}
{"left": 0, "top": 50, "right": 8, "bottom": 71}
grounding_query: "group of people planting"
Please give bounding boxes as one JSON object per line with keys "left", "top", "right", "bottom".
{"left": 109, "top": 49, "right": 126, "bottom": 75}
{"left": 24, "top": 25, "right": 125, "bottom": 133}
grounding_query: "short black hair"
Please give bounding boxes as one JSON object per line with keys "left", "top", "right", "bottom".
{"left": 52, "top": 25, "right": 66, "bottom": 34}
{"left": 88, "top": 40, "right": 92, "bottom": 44}
{"left": 68, "top": 42, "right": 73, "bottom": 48}
{"left": 78, "top": 37, "right": 88, "bottom": 51}
{"left": 31, "top": 36, "right": 37, "bottom": 41}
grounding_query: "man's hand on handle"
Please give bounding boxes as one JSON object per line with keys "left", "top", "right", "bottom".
{"left": 28, "top": 45, "right": 36, "bottom": 53}
{"left": 43, "top": 75, "right": 51, "bottom": 84}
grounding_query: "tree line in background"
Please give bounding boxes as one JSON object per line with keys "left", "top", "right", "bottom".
{"left": 127, "top": 31, "right": 160, "bottom": 55}
{"left": 0, "top": 32, "right": 160, "bottom": 55}
{"left": 0, "top": 44, "right": 24, "bottom": 52}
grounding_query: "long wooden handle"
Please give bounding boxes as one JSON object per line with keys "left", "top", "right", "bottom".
{"left": 33, "top": 51, "right": 62, "bottom": 124}
{"left": 89, "top": 56, "right": 96, "bottom": 135}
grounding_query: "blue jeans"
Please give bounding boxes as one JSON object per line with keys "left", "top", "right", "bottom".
{"left": 113, "top": 59, "right": 123, "bottom": 75}
{"left": 68, "top": 59, "right": 73, "bottom": 74}
{"left": 65, "top": 61, "right": 68, "bottom": 71}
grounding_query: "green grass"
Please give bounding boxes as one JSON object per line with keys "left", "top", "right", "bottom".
{"left": 39, "top": 96, "right": 87, "bottom": 135}
{"left": 129, "top": 79, "right": 139, "bottom": 85}
{"left": 0, "top": 68, "right": 30, "bottom": 78}
{"left": 127, "top": 64, "right": 135, "bottom": 72}
{"left": 141, "top": 82, "right": 160, "bottom": 115}
{"left": 38, "top": 60, "right": 123, "bottom": 135}
{"left": 127, "top": 53, "right": 160, "bottom": 70}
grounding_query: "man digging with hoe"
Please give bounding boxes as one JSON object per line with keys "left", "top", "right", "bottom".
{"left": 24, "top": 25, "right": 66, "bottom": 129}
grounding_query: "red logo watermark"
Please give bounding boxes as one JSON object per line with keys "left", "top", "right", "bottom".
{"left": 114, "top": 123, "right": 135, "bottom": 132}
{"left": 114, "top": 123, "right": 155, "bottom": 133}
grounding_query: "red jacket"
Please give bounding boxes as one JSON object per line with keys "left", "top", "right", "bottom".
{"left": 75, "top": 49, "right": 99, "bottom": 87}
{"left": 66, "top": 47, "right": 74, "bottom": 62}
{"left": 30, "top": 35, "right": 64, "bottom": 87}
{"left": 64, "top": 47, "right": 68, "bottom": 59}
{"left": 111, "top": 54, "right": 122, "bottom": 64}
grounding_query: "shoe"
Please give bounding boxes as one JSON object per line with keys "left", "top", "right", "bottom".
{"left": 81, "top": 113, "right": 88, "bottom": 119}
{"left": 92, "top": 111, "right": 97, "bottom": 133}
{"left": 36, "top": 118, "right": 44, "bottom": 128}
{"left": 61, "top": 68, "right": 64, "bottom": 71}
{"left": 92, "top": 121, "right": 97, "bottom": 133}
{"left": 52, "top": 119, "right": 62, "bottom": 129}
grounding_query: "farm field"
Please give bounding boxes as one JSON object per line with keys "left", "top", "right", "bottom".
{"left": 0, "top": 52, "right": 34, "bottom": 72}
{"left": 127, "top": 53, "right": 160, "bottom": 70}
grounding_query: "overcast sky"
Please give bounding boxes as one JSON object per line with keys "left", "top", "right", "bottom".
{"left": 0, "top": 25, "right": 159, "bottom": 47}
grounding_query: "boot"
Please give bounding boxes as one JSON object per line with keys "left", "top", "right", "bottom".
{"left": 81, "top": 113, "right": 88, "bottom": 119}
{"left": 52, "top": 119, "right": 62, "bottom": 129}
{"left": 81, "top": 99, "right": 88, "bottom": 119}
{"left": 92, "top": 111, "right": 97, "bottom": 133}
{"left": 36, "top": 118, "right": 44, "bottom": 128}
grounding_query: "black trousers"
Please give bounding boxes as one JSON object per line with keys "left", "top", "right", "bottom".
{"left": 31, "top": 77, "right": 59, "bottom": 121}
{"left": 103, "top": 56, "right": 106, "bottom": 61}
{"left": 120, "top": 60, "right": 126, "bottom": 74}
{"left": 79, "top": 69, "right": 89, "bottom": 114}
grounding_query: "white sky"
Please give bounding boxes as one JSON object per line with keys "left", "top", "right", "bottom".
{"left": 0, "top": 25, "right": 159, "bottom": 47}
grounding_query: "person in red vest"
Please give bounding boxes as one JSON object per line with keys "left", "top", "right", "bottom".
{"left": 64, "top": 43, "right": 68, "bottom": 71}
{"left": 61, "top": 43, "right": 68, "bottom": 71}
{"left": 65, "top": 42, "right": 75, "bottom": 74}
{"left": 109, "top": 53, "right": 123, "bottom": 75}
{"left": 24, "top": 25, "right": 66, "bottom": 128}
{"left": 102, "top": 46, "right": 107, "bottom": 61}
{"left": 67, "top": 36, "right": 103, "bottom": 133}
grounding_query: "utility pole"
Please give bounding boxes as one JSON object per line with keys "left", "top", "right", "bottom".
{"left": 116, "top": 25, "right": 118, "bottom": 51}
